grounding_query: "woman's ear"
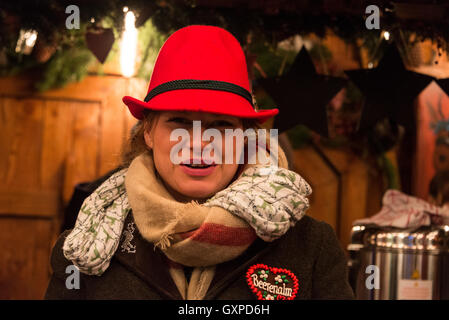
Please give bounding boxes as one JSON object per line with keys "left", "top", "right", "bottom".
{"left": 144, "top": 128, "right": 154, "bottom": 149}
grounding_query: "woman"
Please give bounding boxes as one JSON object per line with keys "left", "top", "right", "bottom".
{"left": 45, "top": 25, "right": 354, "bottom": 300}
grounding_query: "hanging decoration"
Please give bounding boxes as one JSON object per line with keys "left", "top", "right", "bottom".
{"left": 436, "top": 79, "right": 449, "bottom": 98}
{"left": 345, "top": 43, "right": 434, "bottom": 131}
{"left": 85, "top": 25, "right": 115, "bottom": 64}
{"left": 32, "top": 35, "right": 58, "bottom": 63}
{"left": 15, "top": 29, "right": 38, "bottom": 55}
{"left": 259, "top": 47, "right": 347, "bottom": 136}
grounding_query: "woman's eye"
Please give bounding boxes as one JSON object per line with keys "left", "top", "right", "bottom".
{"left": 212, "top": 120, "right": 235, "bottom": 127}
{"left": 167, "top": 117, "right": 192, "bottom": 125}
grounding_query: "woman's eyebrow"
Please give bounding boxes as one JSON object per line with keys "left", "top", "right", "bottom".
{"left": 165, "top": 113, "right": 240, "bottom": 125}
{"left": 205, "top": 118, "right": 240, "bottom": 126}
{"left": 164, "top": 113, "right": 194, "bottom": 121}
{"left": 166, "top": 112, "right": 189, "bottom": 117}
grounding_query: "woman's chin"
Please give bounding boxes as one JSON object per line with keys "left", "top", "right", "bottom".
{"left": 176, "top": 183, "right": 219, "bottom": 200}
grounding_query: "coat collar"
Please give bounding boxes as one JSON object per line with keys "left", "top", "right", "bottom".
{"left": 114, "top": 211, "right": 275, "bottom": 300}
{"left": 205, "top": 236, "right": 275, "bottom": 299}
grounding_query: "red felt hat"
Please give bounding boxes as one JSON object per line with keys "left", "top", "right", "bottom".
{"left": 122, "top": 25, "right": 278, "bottom": 122}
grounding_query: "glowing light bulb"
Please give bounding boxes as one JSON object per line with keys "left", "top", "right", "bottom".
{"left": 15, "top": 29, "right": 38, "bottom": 55}
{"left": 125, "top": 10, "right": 136, "bottom": 30}
{"left": 120, "top": 11, "right": 138, "bottom": 78}
{"left": 25, "top": 32, "right": 37, "bottom": 47}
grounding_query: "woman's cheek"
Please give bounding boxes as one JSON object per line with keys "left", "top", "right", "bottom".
{"left": 219, "top": 163, "right": 238, "bottom": 184}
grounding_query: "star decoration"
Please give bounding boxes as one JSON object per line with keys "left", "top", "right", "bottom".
{"left": 436, "top": 78, "right": 449, "bottom": 98}
{"left": 345, "top": 43, "right": 434, "bottom": 131}
{"left": 258, "top": 47, "right": 347, "bottom": 136}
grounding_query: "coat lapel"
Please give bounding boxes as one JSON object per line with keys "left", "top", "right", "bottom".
{"left": 114, "top": 212, "right": 183, "bottom": 300}
{"left": 205, "top": 238, "right": 277, "bottom": 299}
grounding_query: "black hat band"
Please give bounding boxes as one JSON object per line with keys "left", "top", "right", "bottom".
{"left": 144, "top": 79, "right": 254, "bottom": 108}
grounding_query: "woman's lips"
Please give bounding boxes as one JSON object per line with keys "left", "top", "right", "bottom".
{"left": 180, "top": 164, "right": 217, "bottom": 177}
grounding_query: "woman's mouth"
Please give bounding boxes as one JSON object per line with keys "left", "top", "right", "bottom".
{"left": 180, "top": 160, "right": 217, "bottom": 176}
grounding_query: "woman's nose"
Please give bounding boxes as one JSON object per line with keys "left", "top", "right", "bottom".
{"left": 189, "top": 126, "right": 213, "bottom": 152}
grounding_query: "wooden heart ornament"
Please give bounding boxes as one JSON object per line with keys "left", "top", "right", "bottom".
{"left": 85, "top": 27, "right": 115, "bottom": 64}
{"left": 246, "top": 264, "right": 299, "bottom": 300}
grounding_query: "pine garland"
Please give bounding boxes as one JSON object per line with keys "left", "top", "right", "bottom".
{"left": 2, "top": 0, "right": 449, "bottom": 91}
{"left": 36, "top": 46, "right": 93, "bottom": 92}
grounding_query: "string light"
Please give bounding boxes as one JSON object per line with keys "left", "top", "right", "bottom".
{"left": 383, "top": 31, "right": 390, "bottom": 41}
{"left": 15, "top": 29, "right": 38, "bottom": 55}
{"left": 120, "top": 9, "right": 138, "bottom": 78}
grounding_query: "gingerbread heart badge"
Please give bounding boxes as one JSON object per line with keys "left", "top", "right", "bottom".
{"left": 246, "top": 264, "right": 299, "bottom": 300}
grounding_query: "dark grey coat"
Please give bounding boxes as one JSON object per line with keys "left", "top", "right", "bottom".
{"left": 45, "top": 211, "right": 354, "bottom": 300}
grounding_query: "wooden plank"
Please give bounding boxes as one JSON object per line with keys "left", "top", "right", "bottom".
{"left": 294, "top": 147, "right": 339, "bottom": 230}
{"left": 365, "top": 167, "right": 384, "bottom": 217}
{"left": 0, "top": 75, "right": 146, "bottom": 103}
{"left": 0, "top": 189, "right": 59, "bottom": 217}
{"left": 0, "top": 217, "right": 53, "bottom": 299}
{"left": 294, "top": 145, "right": 383, "bottom": 249}
{"left": 0, "top": 97, "right": 6, "bottom": 178}
{"left": 122, "top": 78, "right": 142, "bottom": 165}
{"left": 339, "top": 158, "right": 369, "bottom": 250}
{"left": 1, "top": 98, "right": 44, "bottom": 190}
{"left": 98, "top": 77, "right": 144, "bottom": 174}
{"left": 121, "top": 78, "right": 144, "bottom": 167}
{"left": 40, "top": 100, "right": 74, "bottom": 190}
{"left": 98, "top": 80, "right": 126, "bottom": 175}
{"left": 125, "top": 78, "right": 145, "bottom": 134}
{"left": 62, "top": 102, "right": 100, "bottom": 204}
{"left": 322, "top": 33, "right": 360, "bottom": 70}
{"left": 0, "top": 73, "right": 40, "bottom": 98}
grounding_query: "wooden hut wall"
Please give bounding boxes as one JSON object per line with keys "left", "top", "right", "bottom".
{"left": 0, "top": 75, "right": 145, "bottom": 299}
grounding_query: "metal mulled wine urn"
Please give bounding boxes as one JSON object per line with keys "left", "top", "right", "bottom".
{"left": 347, "top": 224, "right": 449, "bottom": 300}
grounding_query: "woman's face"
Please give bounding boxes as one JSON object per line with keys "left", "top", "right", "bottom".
{"left": 144, "top": 111, "right": 244, "bottom": 202}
